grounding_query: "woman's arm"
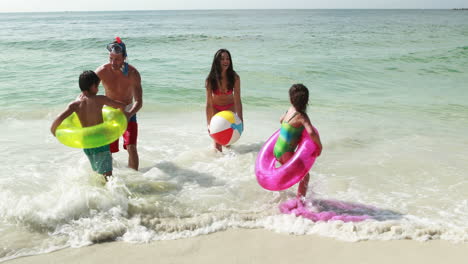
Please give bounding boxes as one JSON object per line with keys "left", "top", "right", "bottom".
{"left": 233, "top": 75, "right": 243, "bottom": 121}
{"left": 205, "top": 80, "right": 214, "bottom": 128}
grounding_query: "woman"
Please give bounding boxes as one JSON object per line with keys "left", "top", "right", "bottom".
{"left": 206, "top": 49, "right": 243, "bottom": 152}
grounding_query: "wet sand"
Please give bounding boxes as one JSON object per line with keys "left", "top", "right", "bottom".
{"left": 6, "top": 228, "right": 468, "bottom": 264}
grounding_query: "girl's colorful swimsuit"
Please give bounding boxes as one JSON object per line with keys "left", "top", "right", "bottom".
{"left": 273, "top": 112, "right": 304, "bottom": 160}
{"left": 212, "top": 88, "right": 234, "bottom": 111}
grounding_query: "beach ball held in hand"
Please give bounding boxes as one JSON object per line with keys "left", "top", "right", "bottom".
{"left": 209, "top": 111, "right": 243, "bottom": 146}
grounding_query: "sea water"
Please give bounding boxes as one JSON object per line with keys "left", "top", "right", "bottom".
{"left": 0, "top": 9, "right": 467, "bottom": 261}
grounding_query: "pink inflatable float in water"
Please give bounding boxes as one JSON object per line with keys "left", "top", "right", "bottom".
{"left": 255, "top": 128, "right": 319, "bottom": 191}
{"left": 279, "top": 198, "right": 370, "bottom": 222}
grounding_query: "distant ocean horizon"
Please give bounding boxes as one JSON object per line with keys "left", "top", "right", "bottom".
{"left": 1, "top": 9, "right": 467, "bottom": 262}
{"left": 3, "top": 8, "right": 468, "bottom": 13}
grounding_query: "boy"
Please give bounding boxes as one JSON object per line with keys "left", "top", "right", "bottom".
{"left": 51, "top": 70, "right": 126, "bottom": 180}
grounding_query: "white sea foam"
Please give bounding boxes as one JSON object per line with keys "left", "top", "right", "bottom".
{"left": 1, "top": 108, "right": 467, "bottom": 263}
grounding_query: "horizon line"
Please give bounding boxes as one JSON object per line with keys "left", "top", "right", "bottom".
{"left": 1, "top": 7, "right": 465, "bottom": 14}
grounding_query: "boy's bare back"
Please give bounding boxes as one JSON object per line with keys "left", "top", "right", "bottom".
{"left": 72, "top": 95, "right": 107, "bottom": 127}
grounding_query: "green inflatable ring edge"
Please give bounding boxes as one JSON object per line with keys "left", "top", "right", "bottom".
{"left": 56, "top": 106, "right": 127, "bottom": 149}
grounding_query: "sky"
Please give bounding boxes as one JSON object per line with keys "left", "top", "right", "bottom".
{"left": 0, "top": 0, "right": 466, "bottom": 12}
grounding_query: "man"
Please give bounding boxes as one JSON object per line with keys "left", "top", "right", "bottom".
{"left": 96, "top": 37, "right": 143, "bottom": 170}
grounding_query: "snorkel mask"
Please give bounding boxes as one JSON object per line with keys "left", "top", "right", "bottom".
{"left": 107, "top": 36, "right": 128, "bottom": 75}
{"left": 107, "top": 36, "right": 127, "bottom": 57}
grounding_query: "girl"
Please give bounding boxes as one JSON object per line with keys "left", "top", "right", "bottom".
{"left": 274, "top": 84, "right": 322, "bottom": 199}
{"left": 205, "top": 49, "right": 243, "bottom": 152}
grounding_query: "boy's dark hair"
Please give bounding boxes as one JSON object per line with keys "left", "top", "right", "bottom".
{"left": 289, "top": 84, "right": 309, "bottom": 113}
{"left": 79, "top": 70, "right": 100, "bottom": 91}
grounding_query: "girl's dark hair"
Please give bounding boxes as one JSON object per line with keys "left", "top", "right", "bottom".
{"left": 289, "top": 84, "right": 309, "bottom": 113}
{"left": 79, "top": 70, "right": 100, "bottom": 91}
{"left": 206, "top": 49, "right": 236, "bottom": 92}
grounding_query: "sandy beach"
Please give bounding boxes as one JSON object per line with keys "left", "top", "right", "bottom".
{"left": 6, "top": 228, "right": 467, "bottom": 264}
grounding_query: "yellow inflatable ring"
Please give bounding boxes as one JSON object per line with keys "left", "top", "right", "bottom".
{"left": 56, "top": 106, "right": 127, "bottom": 149}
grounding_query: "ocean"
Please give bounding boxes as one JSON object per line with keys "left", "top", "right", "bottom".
{"left": 1, "top": 9, "right": 467, "bottom": 261}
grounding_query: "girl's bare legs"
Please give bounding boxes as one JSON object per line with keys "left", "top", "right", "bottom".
{"left": 297, "top": 173, "right": 310, "bottom": 199}
{"left": 279, "top": 152, "right": 309, "bottom": 199}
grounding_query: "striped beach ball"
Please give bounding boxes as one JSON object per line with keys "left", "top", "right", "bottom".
{"left": 209, "top": 111, "right": 243, "bottom": 146}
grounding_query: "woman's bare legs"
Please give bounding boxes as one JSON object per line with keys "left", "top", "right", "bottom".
{"left": 214, "top": 141, "right": 222, "bottom": 152}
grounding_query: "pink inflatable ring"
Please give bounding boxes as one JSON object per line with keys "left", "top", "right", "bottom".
{"left": 255, "top": 128, "right": 319, "bottom": 191}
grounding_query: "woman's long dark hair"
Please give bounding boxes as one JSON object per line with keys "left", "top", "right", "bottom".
{"left": 206, "top": 49, "right": 236, "bottom": 92}
{"left": 289, "top": 84, "right": 309, "bottom": 113}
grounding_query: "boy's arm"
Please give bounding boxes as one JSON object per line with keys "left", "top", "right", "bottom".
{"left": 50, "top": 102, "right": 77, "bottom": 136}
{"left": 302, "top": 114, "right": 323, "bottom": 156}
